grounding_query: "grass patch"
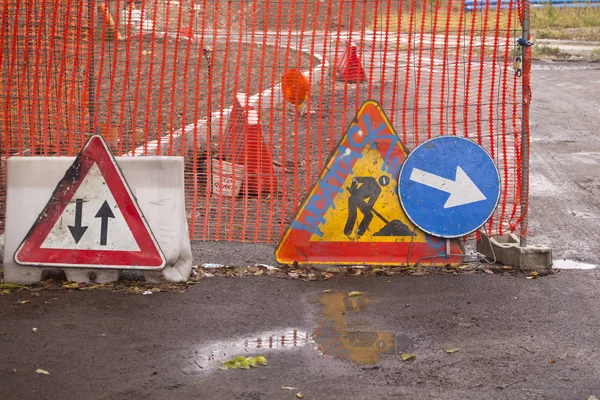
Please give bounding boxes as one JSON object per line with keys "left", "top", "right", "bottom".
{"left": 372, "top": 2, "right": 600, "bottom": 41}
{"left": 533, "top": 44, "right": 561, "bottom": 56}
{"left": 531, "top": 6, "right": 600, "bottom": 40}
{"left": 591, "top": 48, "right": 600, "bottom": 60}
{"left": 531, "top": 5, "right": 600, "bottom": 29}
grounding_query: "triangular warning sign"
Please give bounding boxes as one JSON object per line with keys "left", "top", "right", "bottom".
{"left": 14, "top": 135, "right": 166, "bottom": 270}
{"left": 275, "top": 101, "right": 464, "bottom": 266}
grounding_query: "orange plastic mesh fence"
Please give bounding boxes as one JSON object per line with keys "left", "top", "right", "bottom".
{"left": 1, "top": 0, "right": 530, "bottom": 242}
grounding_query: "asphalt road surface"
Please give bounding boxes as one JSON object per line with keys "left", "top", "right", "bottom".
{"left": 1, "top": 62, "right": 600, "bottom": 400}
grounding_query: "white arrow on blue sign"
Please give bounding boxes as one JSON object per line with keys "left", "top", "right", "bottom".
{"left": 398, "top": 136, "right": 501, "bottom": 238}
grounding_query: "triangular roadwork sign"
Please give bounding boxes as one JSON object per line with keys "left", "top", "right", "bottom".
{"left": 275, "top": 101, "right": 464, "bottom": 266}
{"left": 14, "top": 135, "right": 166, "bottom": 270}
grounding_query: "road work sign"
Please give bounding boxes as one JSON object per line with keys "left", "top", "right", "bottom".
{"left": 275, "top": 100, "right": 464, "bottom": 266}
{"left": 14, "top": 135, "right": 166, "bottom": 270}
{"left": 398, "top": 136, "right": 500, "bottom": 238}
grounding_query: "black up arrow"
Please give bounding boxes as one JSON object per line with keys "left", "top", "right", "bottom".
{"left": 68, "top": 198, "right": 88, "bottom": 244}
{"left": 95, "top": 201, "right": 115, "bottom": 246}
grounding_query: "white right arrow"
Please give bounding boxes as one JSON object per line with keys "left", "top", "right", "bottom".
{"left": 409, "top": 166, "right": 487, "bottom": 209}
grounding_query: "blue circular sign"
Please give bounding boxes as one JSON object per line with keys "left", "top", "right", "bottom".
{"left": 398, "top": 136, "right": 500, "bottom": 238}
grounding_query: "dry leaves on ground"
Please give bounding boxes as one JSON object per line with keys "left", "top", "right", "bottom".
{"left": 0, "top": 261, "right": 522, "bottom": 296}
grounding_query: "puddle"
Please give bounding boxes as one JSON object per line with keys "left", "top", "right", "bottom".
{"left": 313, "top": 291, "right": 413, "bottom": 365}
{"left": 193, "top": 292, "right": 411, "bottom": 372}
{"left": 553, "top": 259, "right": 598, "bottom": 270}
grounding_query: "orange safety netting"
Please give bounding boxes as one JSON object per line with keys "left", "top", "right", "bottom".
{"left": 1, "top": 0, "right": 530, "bottom": 242}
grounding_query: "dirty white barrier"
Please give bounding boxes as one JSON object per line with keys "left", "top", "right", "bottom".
{"left": 3, "top": 157, "right": 192, "bottom": 284}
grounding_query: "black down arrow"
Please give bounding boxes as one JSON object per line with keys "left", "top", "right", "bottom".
{"left": 68, "top": 198, "right": 88, "bottom": 244}
{"left": 95, "top": 201, "right": 115, "bottom": 246}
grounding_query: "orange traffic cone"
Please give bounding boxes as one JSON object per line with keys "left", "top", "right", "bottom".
{"left": 336, "top": 39, "right": 367, "bottom": 83}
{"left": 221, "top": 93, "right": 277, "bottom": 195}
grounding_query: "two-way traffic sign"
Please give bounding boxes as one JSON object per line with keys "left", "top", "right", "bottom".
{"left": 14, "top": 135, "right": 166, "bottom": 270}
{"left": 398, "top": 136, "right": 500, "bottom": 238}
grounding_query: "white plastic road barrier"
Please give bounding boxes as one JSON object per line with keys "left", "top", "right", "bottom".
{"left": 3, "top": 156, "right": 192, "bottom": 284}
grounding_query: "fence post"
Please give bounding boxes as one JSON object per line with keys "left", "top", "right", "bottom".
{"left": 520, "top": 0, "right": 531, "bottom": 248}
{"left": 88, "top": 0, "right": 95, "bottom": 133}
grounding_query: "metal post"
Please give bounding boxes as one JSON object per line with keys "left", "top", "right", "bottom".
{"left": 519, "top": 2, "right": 530, "bottom": 248}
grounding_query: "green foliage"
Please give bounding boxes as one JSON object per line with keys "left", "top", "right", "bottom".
{"left": 372, "top": 3, "right": 600, "bottom": 41}
{"left": 533, "top": 44, "right": 561, "bottom": 56}
{"left": 219, "top": 355, "right": 268, "bottom": 371}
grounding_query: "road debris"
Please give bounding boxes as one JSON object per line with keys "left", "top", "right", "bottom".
{"left": 401, "top": 353, "right": 416, "bottom": 361}
{"left": 0, "top": 262, "right": 524, "bottom": 296}
{"left": 36, "top": 369, "right": 49, "bottom": 375}
{"left": 348, "top": 291, "right": 365, "bottom": 297}
{"left": 219, "top": 355, "right": 267, "bottom": 371}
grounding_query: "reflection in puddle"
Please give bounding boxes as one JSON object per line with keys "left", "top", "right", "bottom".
{"left": 194, "top": 292, "right": 412, "bottom": 372}
{"left": 202, "top": 329, "right": 311, "bottom": 364}
{"left": 313, "top": 291, "right": 413, "bottom": 365}
{"left": 246, "top": 330, "right": 311, "bottom": 350}
{"left": 191, "top": 329, "right": 310, "bottom": 373}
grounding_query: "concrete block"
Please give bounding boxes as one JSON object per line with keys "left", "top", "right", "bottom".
{"left": 3, "top": 156, "right": 192, "bottom": 284}
{"left": 476, "top": 233, "right": 552, "bottom": 274}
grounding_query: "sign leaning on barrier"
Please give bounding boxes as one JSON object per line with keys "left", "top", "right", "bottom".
{"left": 14, "top": 135, "right": 166, "bottom": 270}
{"left": 275, "top": 101, "right": 464, "bottom": 266}
{"left": 398, "top": 136, "right": 501, "bottom": 238}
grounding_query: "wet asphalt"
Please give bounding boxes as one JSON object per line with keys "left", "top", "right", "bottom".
{"left": 1, "top": 270, "right": 600, "bottom": 399}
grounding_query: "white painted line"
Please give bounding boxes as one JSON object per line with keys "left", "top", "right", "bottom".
{"left": 127, "top": 31, "right": 328, "bottom": 157}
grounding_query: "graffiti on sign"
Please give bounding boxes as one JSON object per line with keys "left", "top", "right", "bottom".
{"left": 275, "top": 100, "right": 464, "bottom": 266}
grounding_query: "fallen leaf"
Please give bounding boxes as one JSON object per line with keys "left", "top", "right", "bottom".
{"left": 288, "top": 273, "right": 300, "bottom": 279}
{"left": 19, "top": 300, "right": 31, "bottom": 304}
{"left": 36, "top": 369, "right": 49, "bottom": 375}
{"left": 445, "top": 347, "right": 460, "bottom": 354}
{"left": 255, "top": 356, "right": 267, "bottom": 366}
{"left": 296, "top": 393, "right": 304, "bottom": 399}
{"left": 483, "top": 269, "right": 494, "bottom": 275}
{"left": 401, "top": 353, "right": 416, "bottom": 361}
{"left": 348, "top": 291, "right": 365, "bottom": 297}
{"left": 254, "top": 270, "right": 264, "bottom": 276}
{"left": 0, "top": 283, "right": 24, "bottom": 290}
{"left": 220, "top": 355, "right": 267, "bottom": 371}
{"left": 281, "top": 386, "right": 297, "bottom": 390}
{"left": 62, "top": 282, "right": 79, "bottom": 289}
{"left": 1, "top": 290, "right": 10, "bottom": 295}
{"left": 550, "top": 359, "right": 556, "bottom": 364}
{"left": 79, "top": 284, "right": 104, "bottom": 291}
{"left": 322, "top": 290, "right": 332, "bottom": 293}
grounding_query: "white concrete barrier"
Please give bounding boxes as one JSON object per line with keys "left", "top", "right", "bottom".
{"left": 3, "top": 156, "right": 192, "bottom": 284}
